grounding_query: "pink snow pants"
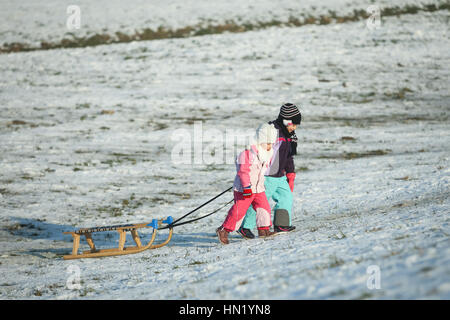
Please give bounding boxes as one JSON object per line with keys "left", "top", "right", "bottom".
{"left": 222, "top": 191, "right": 272, "bottom": 232}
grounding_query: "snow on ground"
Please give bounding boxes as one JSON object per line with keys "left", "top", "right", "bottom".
{"left": 0, "top": 0, "right": 446, "bottom": 49}
{"left": 0, "top": 4, "right": 449, "bottom": 299}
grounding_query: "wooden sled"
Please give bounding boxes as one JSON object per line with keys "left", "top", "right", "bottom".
{"left": 63, "top": 217, "right": 173, "bottom": 260}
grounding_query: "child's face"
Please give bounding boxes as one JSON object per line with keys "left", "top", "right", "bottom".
{"left": 286, "top": 124, "right": 297, "bottom": 133}
{"left": 260, "top": 143, "right": 272, "bottom": 151}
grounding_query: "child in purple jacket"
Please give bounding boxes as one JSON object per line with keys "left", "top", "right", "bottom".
{"left": 239, "top": 103, "right": 301, "bottom": 239}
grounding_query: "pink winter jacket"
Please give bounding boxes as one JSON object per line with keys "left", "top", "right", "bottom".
{"left": 233, "top": 145, "right": 270, "bottom": 194}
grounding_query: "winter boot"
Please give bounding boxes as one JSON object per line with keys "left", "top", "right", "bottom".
{"left": 216, "top": 226, "right": 230, "bottom": 245}
{"left": 274, "top": 225, "right": 296, "bottom": 233}
{"left": 257, "top": 228, "right": 277, "bottom": 238}
{"left": 273, "top": 209, "right": 291, "bottom": 228}
{"left": 237, "top": 226, "right": 255, "bottom": 240}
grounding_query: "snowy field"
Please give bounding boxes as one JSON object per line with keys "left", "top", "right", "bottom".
{"left": 0, "top": 0, "right": 446, "bottom": 51}
{"left": 0, "top": 1, "right": 449, "bottom": 299}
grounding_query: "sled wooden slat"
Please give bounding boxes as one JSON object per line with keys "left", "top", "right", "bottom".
{"left": 71, "top": 234, "right": 80, "bottom": 256}
{"left": 63, "top": 217, "right": 173, "bottom": 260}
{"left": 118, "top": 230, "right": 126, "bottom": 251}
{"left": 131, "top": 230, "right": 142, "bottom": 248}
{"left": 85, "top": 233, "right": 96, "bottom": 251}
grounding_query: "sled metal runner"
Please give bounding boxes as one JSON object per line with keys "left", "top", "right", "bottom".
{"left": 63, "top": 217, "right": 174, "bottom": 260}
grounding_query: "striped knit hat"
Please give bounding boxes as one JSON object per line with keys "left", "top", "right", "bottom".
{"left": 278, "top": 103, "right": 301, "bottom": 125}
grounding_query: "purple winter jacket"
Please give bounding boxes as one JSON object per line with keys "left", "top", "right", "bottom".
{"left": 264, "top": 120, "right": 295, "bottom": 177}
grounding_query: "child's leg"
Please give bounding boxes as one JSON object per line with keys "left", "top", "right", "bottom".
{"left": 241, "top": 206, "right": 257, "bottom": 230}
{"left": 222, "top": 191, "right": 254, "bottom": 232}
{"left": 272, "top": 177, "right": 294, "bottom": 226}
{"left": 251, "top": 192, "right": 272, "bottom": 229}
{"left": 241, "top": 177, "right": 278, "bottom": 230}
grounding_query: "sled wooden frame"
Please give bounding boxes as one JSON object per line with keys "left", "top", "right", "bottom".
{"left": 63, "top": 217, "right": 173, "bottom": 260}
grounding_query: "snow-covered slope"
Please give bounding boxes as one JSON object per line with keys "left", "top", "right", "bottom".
{"left": 0, "top": 0, "right": 447, "bottom": 50}
{"left": 0, "top": 3, "right": 449, "bottom": 299}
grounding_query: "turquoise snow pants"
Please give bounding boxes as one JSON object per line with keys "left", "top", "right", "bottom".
{"left": 241, "top": 176, "right": 293, "bottom": 230}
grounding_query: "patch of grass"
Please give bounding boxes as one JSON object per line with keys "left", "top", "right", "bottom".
{"left": 420, "top": 266, "right": 433, "bottom": 273}
{"left": 76, "top": 103, "right": 91, "bottom": 109}
{"left": 189, "top": 260, "right": 205, "bottom": 266}
{"left": 340, "top": 136, "right": 357, "bottom": 142}
{"left": 10, "top": 120, "right": 28, "bottom": 125}
{"left": 384, "top": 87, "right": 414, "bottom": 100}
{"left": 4, "top": 223, "right": 28, "bottom": 232}
{"left": 330, "top": 229, "right": 347, "bottom": 240}
{"left": 162, "top": 192, "right": 191, "bottom": 199}
{"left": 148, "top": 121, "right": 168, "bottom": 131}
{"left": 330, "top": 289, "right": 348, "bottom": 296}
{"left": 74, "top": 149, "right": 95, "bottom": 154}
{"left": 100, "top": 153, "right": 139, "bottom": 167}
{"left": 317, "top": 149, "right": 391, "bottom": 160}
{"left": 6, "top": 120, "right": 38, "bottom": 129}
{"left": 121, "top": 194, "right": 146, "bottom": 210}
{"left": 394, "top": 234, "right": 410, "bottom": 241}
{"left": 328, "top": 255, "right": 345, "bottom": 268}
{"left": 198, "top": 164, "right": 227, "bottom": 172}
{"left": 96, "top": 206, "right": 123, "bottom": 217}
{"left": 393, "top": 202, "right": 410, "bottom": 208}
{"left": 95, "top": 194, "right": 148, "bottom": 217}
{"left": 33, "top": 289, "right": 43, "bottom": 297}
{"left": 356, "top": 292, "right": 374, "bottom": 300}
{"left": 382, "top": 250, "right": 402, "bottom": 258}
{"left": 150, "top": 196, "right": 172, "bottom": 205}
{"left": 100, "top": 110, "right": 115, "bottom": 115}
{"left": 343, "top": 150, "right": 391, "bottom": 159}
{"left": 152, "top": 175, "right": 175, "bottom": 181}
{"left": 0, "top": 188, "right": 17, "bottom": 196}
{"left": 79, "top": 287, "right": 96, "bottom": 297}
{"left": 394, "top": 176, "right": 414, "bottom": 181}
{"left": 366, "top": 227, "right": 383, "bottom": 233}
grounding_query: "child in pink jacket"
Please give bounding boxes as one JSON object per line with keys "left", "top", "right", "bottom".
{"left": 216, "top": 123, "right": 278, "bottom": 244}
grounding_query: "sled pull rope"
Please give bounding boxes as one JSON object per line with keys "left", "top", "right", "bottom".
{"left": 161, "top": 186, "right": 233, "bottom": 229}
{"left": 160, "top": 198, "right": 234, "bottom": 229}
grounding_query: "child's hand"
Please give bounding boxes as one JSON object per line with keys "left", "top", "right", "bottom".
{"left": 243, "top": 186, "right": 253, "bottom": 198}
